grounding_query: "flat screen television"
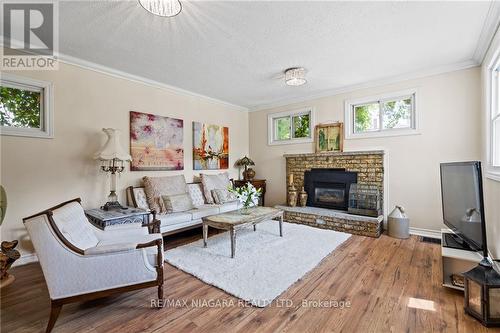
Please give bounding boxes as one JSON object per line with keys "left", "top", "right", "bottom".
{"left": 440, "top": 161, "right": 488, "bottom": 258}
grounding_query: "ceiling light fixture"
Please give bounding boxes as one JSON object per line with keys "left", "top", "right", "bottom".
{"left": 285, "top": 67, "right": 307, "bottom": 86}
{"left": 139, "top": 0, "right": 182, "bottom": 17}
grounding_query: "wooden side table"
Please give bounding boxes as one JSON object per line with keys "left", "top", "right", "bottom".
{"left": 233, "top": 179, "right": 266, "bottom": 206}
{"left": 85, "top": 207, "right": 157, "bottom": 232}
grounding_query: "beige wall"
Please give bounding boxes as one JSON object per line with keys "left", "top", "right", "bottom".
{"left": 0, "top": 62, "right": 249, "bottom": 258}
{"left": 249, "top": 68, "right": 481, "bottom": 234}
{"left": 481, "top": 28, "right": 500, "bottom": 260}
{"left": 1, "top": 58, "right": 494, "bottom": 260}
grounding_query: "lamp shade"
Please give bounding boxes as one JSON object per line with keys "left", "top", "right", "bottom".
{"left": 236, "top": 156, "right": 255, "bottom": 167}
{"left": 94, "top": 128, "right": 131, "bottom": 161}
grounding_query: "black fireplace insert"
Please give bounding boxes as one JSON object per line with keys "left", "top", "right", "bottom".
{"left": 304, "top": 168, "right": 358, "bottom": 211}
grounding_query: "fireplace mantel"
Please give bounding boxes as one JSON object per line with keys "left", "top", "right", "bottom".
{"left": 283, "top": 150, "right": 384, "bottom": 158}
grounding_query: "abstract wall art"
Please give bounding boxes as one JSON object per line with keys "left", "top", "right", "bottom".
{"left": 193, "top": 122, "right": 229, "bottom": 170}
{"left": 130, "top": 111, "right": 184, "bottom": 171}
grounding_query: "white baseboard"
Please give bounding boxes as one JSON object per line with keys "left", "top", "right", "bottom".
{"left": 13, "top": 253, "right": 38, "bottom": 267}
{"left": 409, "top": 227, "right": 441, "bottom": 239}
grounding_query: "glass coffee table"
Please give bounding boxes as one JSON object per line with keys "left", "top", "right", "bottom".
{"left": 202, "top": 206, "right": 284, "bottom": 258}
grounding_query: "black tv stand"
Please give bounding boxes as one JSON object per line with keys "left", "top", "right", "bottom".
{"left": 442, "top": 233, "right": 474, "bottom": 251}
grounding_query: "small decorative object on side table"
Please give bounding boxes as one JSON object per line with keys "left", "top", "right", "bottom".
{"left": 94, "top": 128, "right": 132, "bottom": 211}
{"left": 235, "top": 155, "right": 256, "bottom": 181}
{"left": 233, "top": 179, "right": 266, "bottom": 206}
{"left": 85, "top": 207, "right": 158, "bottom": 233}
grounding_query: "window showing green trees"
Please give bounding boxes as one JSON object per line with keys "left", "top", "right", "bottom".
{"left": 292, "top": 114, "right": 310, "bottom": 138}
{"left": 382, "top": 98, "right": 412, "bottom": 129}
{"left": 275, "top": 116, "right": 291, "bottom": 140}
{"left": 354, "top": 103, "right": 379, "bottom": 133}
{"left": 273, "top": 112, "right": 311, "bottom": 141}
{"left": 353, "top": 95, "right": 414, "bottom": 134}
{"left": 0, "top": 86, "right": 41, "bottom": 128}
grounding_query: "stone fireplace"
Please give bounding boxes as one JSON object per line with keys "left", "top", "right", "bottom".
{"left": 279, "top": 150, "right": 385, "bottom": 237}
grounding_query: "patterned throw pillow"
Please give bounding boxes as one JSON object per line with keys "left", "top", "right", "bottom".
{"left": 162, "top": 193, "right": 194, "bottom": 213}
{"left": 200, "top": 173, "right": 231, "bottom": 204}
{"left": 143, "top": 175, "right": 188, "bottom": 213}
{"left": 187, "top": 183, "right": 206, "bottom": 207}
{"left": 211, "top": 189, "right": 237, "bottom": 204}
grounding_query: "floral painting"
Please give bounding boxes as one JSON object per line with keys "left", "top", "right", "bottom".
{"left": 193, "top": 122, "right": 229, "bottom": 170}
{"left": 130, "top": 111, "right": 183, "bottom": 171}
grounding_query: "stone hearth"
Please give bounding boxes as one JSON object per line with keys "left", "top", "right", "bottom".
{"left": 276, "top": 205, "right": 383, "bottom": 237}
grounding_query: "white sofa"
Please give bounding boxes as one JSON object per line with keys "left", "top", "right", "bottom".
{"left": 127, "top": 182, "right": 242, "bottom": 235}
{"left": 23, "top": 198, "right": 164, "bottom": 333}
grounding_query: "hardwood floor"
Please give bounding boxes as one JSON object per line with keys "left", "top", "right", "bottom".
{"left": 1, "top": 228, "right": 499, "bottom": 333}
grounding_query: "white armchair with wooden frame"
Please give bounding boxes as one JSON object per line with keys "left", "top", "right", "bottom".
{"left": 23, "top": 198, "right": 164, "bottom": 333}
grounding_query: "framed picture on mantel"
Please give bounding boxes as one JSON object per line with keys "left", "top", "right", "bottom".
{"left": 315, "top": 122, "right": 344, "bottom": 153}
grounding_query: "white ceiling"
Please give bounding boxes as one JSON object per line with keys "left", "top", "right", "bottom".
{"left": 54, "top": 1, "right": 498, "bottom": 110}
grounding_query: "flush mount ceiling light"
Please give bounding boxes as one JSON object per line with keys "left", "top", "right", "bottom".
{"left": 284, "top": 67, "right": 307, "bottom": 86}
{"left": 139, "top": 0, "right": 182, "bottom": 17}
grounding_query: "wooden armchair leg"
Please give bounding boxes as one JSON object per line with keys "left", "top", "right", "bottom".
{"left": 158, "top": 284, "right": 163, "bottom": 301}
{"left": 46, "top": 302, "right": 62, "bottom": 333}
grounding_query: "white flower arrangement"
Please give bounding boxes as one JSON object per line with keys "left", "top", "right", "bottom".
{"left": 228, "top": 182, "right": 262, "bottom": 210}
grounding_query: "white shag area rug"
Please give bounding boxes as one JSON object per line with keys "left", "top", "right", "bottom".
{"left": 164, "top": 220, "right": 351, "bottom": 307}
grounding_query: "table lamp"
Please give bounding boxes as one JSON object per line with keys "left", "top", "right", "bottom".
{"left": 94, "top": 128, "right": 131, "bottom": 210}
{"left": 236, "top": 156, "right": 256, "bottom": 181}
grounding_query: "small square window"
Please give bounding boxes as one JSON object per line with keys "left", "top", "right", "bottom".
{"left": 0, "top": 74, "right": 53, "bottom": 138}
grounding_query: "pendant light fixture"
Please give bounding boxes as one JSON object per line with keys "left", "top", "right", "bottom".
{"left": 139, "top": 0, "right": 182, "bottom": 17}
{"left": 285, "top": 67, "right": 307, "bottom": 86}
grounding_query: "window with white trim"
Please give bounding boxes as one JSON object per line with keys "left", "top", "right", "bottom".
{"left": 345, "top": 89, "right": 418, "bottom": 139}
{"left": 268, "top": 108, "right": 314, "bottom": 145}
{"left": 0, "top": 74, "right": 53, "bottom": 138}
{"left": 487, "top": 61, "right": 500, "bottom": 180}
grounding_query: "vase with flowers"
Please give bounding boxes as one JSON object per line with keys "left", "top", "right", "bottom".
{"left": 228, "top": 182, "right": 262, "bottom": 215}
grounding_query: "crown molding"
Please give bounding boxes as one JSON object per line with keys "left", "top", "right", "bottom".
{"left": 2, "top": 37, "right": 483, "bottom": 114}
{"left": 473, "top": 0, "right": 500, "bottom": 64}
{"left": 0, "top": 39, "right": 249, "bottom": 113}
{"left": 248, "top": 59, "right": 479, "bottom": 112}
